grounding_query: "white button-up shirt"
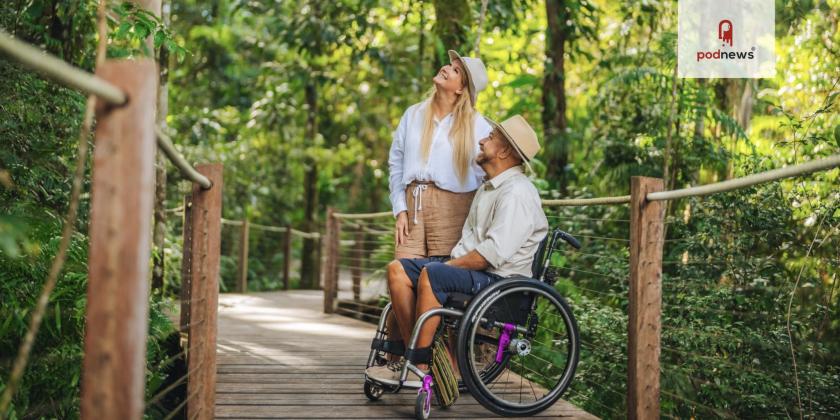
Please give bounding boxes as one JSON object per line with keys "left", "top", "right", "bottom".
{"left": 451, "top": 166, "right": 549, "bottom": 278}
{"left": 388, "top": 101, "right": 493, "bottom": 215}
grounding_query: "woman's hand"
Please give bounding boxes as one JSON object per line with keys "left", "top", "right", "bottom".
{"left": 395, "top": 211, "right": 410, "bottom": 246}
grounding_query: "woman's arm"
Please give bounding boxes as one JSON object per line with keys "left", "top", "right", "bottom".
{"left": 388, "top": 110, "right": 410, "bottom": 216}
{"left": 389, "top": 108, "right": 411, "bottom": 244}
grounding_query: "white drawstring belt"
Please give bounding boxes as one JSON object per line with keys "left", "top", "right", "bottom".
{"left": 412, "top": 184, "right": 429, "bottom": 224}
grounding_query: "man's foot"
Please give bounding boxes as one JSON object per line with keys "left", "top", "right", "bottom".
{"left": 365, "top": 361, "right": 424, "bottom": 388}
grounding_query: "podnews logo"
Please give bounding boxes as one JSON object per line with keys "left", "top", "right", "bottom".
{"left": 695, "top": 19, "right": 756, "bottom": 62}
{"left": 678, "top": 0, "right": 774, "bottom": 78}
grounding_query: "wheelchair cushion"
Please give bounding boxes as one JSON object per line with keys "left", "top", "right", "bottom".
{"left": 444, "top": 292, "right": 472, "bottom": 310}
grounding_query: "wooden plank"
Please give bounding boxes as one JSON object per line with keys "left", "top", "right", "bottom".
{"left": 80, "top": 59, "right": 157, "bottom": 420}
{"left": 187, "top": 163, "right": 223, "bottom": 420}
{"left": 237, "top": 218, "right": 249, "bottom": 293}
{"left": 627, "top": 176, "right": 664, "bottom": 420}
{"left": 214, "top": 403, "right": 589, "bottom": 418}
{"left": 283, "top": 224, "right": 291, "bottom": 290}
{"left": 213, "top": 291, "right": 598, "bottom": 419}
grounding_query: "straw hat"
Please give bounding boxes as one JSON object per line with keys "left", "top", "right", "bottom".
{"left": 448, "top": 50, "right": 488, "bottom": 106}
{"left": 485, "top": 115, "right": 540, "bottom": 172}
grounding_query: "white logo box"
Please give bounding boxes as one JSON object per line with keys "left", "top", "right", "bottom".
{"left": 678, "top": 0, "right": 776, "bottom": 78}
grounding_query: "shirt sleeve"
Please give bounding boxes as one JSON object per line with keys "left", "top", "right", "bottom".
{"left": 474, "top": 196, "right": 535, "bottom": 268}
{"left": 388, "top": 109, "right": 410, "bottom": 216}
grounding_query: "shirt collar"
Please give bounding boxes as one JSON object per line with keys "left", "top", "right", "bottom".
{"left": 433, "top": 113, "right": 453, "bottom": 125}
{"left": 486, "top": 166, "right": 524, "bottom": 190}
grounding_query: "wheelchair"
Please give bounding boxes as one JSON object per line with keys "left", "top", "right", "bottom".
{"left": 363, "top": 228, "right": 581, "bottom": 419}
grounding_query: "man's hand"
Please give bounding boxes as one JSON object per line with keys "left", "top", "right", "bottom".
{"left": 446, "top": 250, "right": 489, "bottom": 271}
{"left": 395, "top": 211, "right": 410, "bottom": 245}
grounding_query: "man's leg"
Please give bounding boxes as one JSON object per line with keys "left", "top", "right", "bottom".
{"left": 414, "top": 268, "right": 443, "bottom": 370}
{"left": 386, "top": 260, "right": 416, "bottom": 345}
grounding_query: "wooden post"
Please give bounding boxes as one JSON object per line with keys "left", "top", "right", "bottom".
{"left": 186, "top": 164, "right": 223, "bottom": 420}
{"left": 237, "top": 218, "right": 249, "bottom": 293}
{"left": 627, "top": 176, "right": 665, "bottom": 420}
{"left": 352, "top": 230, "right": 363, "bottom": 301}
{"left": 283, "top": 224, "right": 292, "bottom": 290}
{"left": 323, "top": 208, "right": 337, "bottom": 313}
{"left": 179, "top": 195, "right": 193, "bottom": 333}
{"left": 80, "top": 59, "right": 158, "bottom": 420}
{"left": 314, "top": 227, "right": 322, "bottom": 290}
{"left": 332, "top": 218, "right": 341, "bottom": 301}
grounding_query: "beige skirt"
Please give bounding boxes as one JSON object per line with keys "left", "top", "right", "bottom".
{"left": 396, "top": 181, "right": 475, "bottom": 258}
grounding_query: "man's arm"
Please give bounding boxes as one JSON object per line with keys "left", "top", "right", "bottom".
{"left": 446, "top": 250, "right": 489, "bottom": 271}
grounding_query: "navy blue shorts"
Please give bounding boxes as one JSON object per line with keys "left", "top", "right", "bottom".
{"left": 399, "top": 258, "right": 500, "bottom": 305}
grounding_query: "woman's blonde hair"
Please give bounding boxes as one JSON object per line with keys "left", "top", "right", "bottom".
{"left": 419, "top": 81, "right": 476, "bottom": 185}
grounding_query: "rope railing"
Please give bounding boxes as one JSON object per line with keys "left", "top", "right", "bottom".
{"left": 333, "top": 211, "right": 392, "bottom": 220}
{"left": 219, "top": 217, "right": 322, "bottom": 292}
{"left": 220, "top": 218, "right": 320, "bottom": 239}
{"left": 155, "top": 127, "right": 212, "bottom": 189}
{"left": 646, "top": 154, "right": 840, "bottom": 201}
{"left": 2, "top": 17, "right": 224, "bottom": 420}
{"left": 540, "top": 154, "right": 840, "bottom": 208}
{"left": 0, "top": 30, "right": 126, "bottom": 105}
{"left": 0, "top": 30, "right": 216, "bottom": 191}
{"left": 542, "top": 195, "right": 631, "bottom": 206}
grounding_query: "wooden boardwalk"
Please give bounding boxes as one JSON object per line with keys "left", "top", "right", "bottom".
{"left": 214, "top": 290, "right": 598, "bottom": 419}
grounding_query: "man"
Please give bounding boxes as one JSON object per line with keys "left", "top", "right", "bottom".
{"left": 367, "top": 114, "right": 549, "bottom": 385}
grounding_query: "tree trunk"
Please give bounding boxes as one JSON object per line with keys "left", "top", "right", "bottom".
{"left": 152, "top": 0, "right": 167, "bottom": 291}
{"left": 300, "top": 82, "right": 319, "bottom": 289}
{"left": 418, "top": 1, "right": 426, "bottom": 84}
{"left": 542, "top": 0, "right": 569, "bottom": 194}
{"left": 432, "top": 0, "right": 472, "bottom": 68}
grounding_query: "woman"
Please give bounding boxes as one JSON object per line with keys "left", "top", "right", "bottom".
{"left": 388, "top": 50, "right": 492, "bottom": 259}
{"left": 371, "top": 51, "right": 491, "bottom": 381}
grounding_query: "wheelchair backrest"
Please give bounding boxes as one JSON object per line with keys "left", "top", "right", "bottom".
{"left": 530, "top": 228, "right": 581, "bottom": 281}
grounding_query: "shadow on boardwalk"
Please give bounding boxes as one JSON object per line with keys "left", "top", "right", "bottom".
{"left": 215, "top": 290, "right": 598, "bottom": 419}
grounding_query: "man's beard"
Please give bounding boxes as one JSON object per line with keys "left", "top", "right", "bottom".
{"left": 475, "top": 153, "right": 488, "bottom": 166}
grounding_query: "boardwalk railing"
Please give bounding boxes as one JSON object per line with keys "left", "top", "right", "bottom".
{"left": 218, "top": 218, "right": 321, "bottom": 292}
{"left": 3, "top": 12, "right": 838, "bottom": 419}
{"left": 1, "top": 16, "right": 222, "bottom": 420}
{"left": 322, "top": 155, "right": 840, "bottom": 419}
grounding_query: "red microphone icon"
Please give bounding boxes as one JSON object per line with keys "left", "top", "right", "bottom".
{"left": 718, "top": 19, "right": 733, "bottom": 47}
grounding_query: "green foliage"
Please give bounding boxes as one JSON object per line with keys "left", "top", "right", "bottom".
{"left": 1, "top": 0, "right": 838, "bottom": 417}
{"left": 1, "top": 4, "right": 187, "bottom": 416}
{"left": 108, "top": 1, "right": 188, "bottom": 60}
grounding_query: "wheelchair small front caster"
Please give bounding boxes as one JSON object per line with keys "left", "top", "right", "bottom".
{"left": 415, "top": 389, "right": 431, "bottom": 419}
{"left": 364, "top": 381, "right": 383, "bottom": 401}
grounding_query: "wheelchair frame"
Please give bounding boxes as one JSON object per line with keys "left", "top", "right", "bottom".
{"left": 363, "top": 228, "right": 581, "bottom": 419}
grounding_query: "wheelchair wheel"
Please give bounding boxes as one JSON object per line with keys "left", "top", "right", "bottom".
{"left": 415, "top": 389, "right": 431, "bottom": 419}
{"left": 363, "top": 380, "right": 384, "bottom": 401}
{"left": 456, "top": 279, "right": 579, "bottom": 417}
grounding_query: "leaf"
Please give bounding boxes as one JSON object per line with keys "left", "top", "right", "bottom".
{"left": 55, "top": 301, "right": 61, "bottom": 333}
{"left": 834, "top": 124, "right": 840, "bottom": 149}
{"left": 154, "top": 31, "right": 165, "bottom": 49}
{"left": 116, "top": 22, "right": 132, "bottom": 37}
